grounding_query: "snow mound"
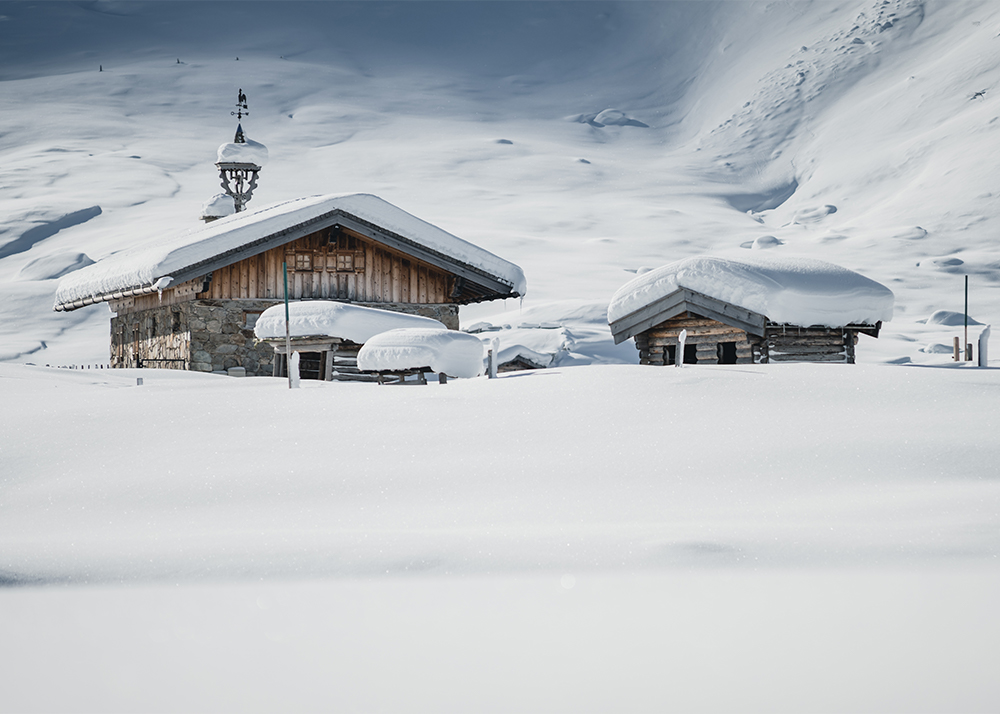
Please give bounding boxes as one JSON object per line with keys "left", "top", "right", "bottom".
{"left": 358, "top": 328, "right": 484, "bottom": 378}
{"left": 740, "top": 235, "right": 783, "bottom": 250}
{"left": 921, "top": 342, "right": 955, "bottom": 355}
{"left": 608, "top": 254, "right": 894, "bottom": 327}
{"left": 216, "top": 138, "right": 268, "bottom": 166}
{"left": 17, "top": 252, "right": 94, "bottom": 281}
{"left": 496, "top": 344, "right": 554, "bottom": 369}
{"left": 201, "top": 194, "right": 235, "bottom": 219}
{"left": 254, "top": 301, "right": 445, "bottom": 343}
{"left": 792, "top": 205, "right": 837, "bottom": 223}
{"left": 923, "top": 310, "right": 983, "bottom": 327}
{"left": 55, "top": 193, "right": 526, "bottom": 310}
{"left": 568, "top": 108, "right": 649, "bottom": 128}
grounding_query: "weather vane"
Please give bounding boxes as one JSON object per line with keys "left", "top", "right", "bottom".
{"left": 231, "top": 89, "right": 249, "bottom": 120}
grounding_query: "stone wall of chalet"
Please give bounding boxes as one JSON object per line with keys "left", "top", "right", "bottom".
{"left": 111, "top": 299, "right": 460, "bottom": 375}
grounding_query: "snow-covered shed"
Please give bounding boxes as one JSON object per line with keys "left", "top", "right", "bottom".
{"left": 53, "top": 194, "right": 526, "bottom": 375}
{"left": 253, "top": 301, "right": 447, "bottom": 381}
{"left": 608, "top": 255, "right": 893, "bottom": 365}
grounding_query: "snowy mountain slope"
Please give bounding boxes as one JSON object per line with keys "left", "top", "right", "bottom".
{"left": 0, "top": 0, "right": 998, "bottom": 367}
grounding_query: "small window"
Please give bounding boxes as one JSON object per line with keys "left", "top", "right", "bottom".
{"left": 243, "top": 312, "right": 262, "bottom": 330}
{"left": 337, "top": 253, "right": 354, "bottom": 272}
{"left": 294, "top": 253, "right": 312, "bottom": 271}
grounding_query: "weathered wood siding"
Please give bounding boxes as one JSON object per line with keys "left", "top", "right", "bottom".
{"left": 632, "top": 312, "right": 859, "bottom": 365}
{"left": 634, "top": 312, "right": 753, "bottom": 365}
{"left": 764, "top": 326, "right": 855, "bottom": 364}
{"left": 110, "top": 299, "right": 279, "bottom": 374}
{"left": 192, "top": 227, "right": 454, "bottom": 304}
{"left": 111, "top": 304, "right": 190, "bottom": 369}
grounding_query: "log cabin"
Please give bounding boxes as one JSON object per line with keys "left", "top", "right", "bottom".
{"left": 54, "top": 194, "right": 526, "bottom": 375}
{"left": 608, "top": 255, "right": 893, "bottom": 365}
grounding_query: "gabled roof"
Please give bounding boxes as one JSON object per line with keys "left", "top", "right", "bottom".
{"left": 608, "top": 254, "right": 894, "bottom": 344}
{"left": 54, "top": 194, "right": 526, "bottom": 311}
{"left": 610, "top": 287, "right": 768, "bottom": 344}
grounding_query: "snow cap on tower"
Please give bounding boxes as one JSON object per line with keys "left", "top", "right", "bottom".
{"left": 206, "top": 88, "right": 266, "bottom": 218}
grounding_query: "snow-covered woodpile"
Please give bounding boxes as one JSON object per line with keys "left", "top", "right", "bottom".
{"left": 54, "top": 194, "right": 525, "bottom": 375}
{"left": 609, "top": 255, "right": 893, "bottom": 365}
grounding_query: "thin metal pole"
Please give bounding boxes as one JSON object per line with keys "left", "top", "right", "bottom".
{"left": 965, "top": 275, "right": 969, "bottom": 361}
{"left": 284, "top": 261, "right": 292, "bottom": 389}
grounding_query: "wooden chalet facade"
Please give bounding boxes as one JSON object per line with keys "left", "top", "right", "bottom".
{"left": 54, "top": 195, "right": 525, "bottom": 376}
{"left": 610, "top": 287, "right": 881, "bottom": 365}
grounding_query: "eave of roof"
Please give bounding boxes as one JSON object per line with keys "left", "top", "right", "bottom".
{"left": 54, "top": 194, "right": 525, "bottom": 312}
{"left": 609, "top": 287, "right": 768, "bottom": 344}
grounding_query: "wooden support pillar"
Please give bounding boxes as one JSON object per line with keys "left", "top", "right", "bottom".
{"left": 695, "top": 342, "right": 717, "bottom": 364}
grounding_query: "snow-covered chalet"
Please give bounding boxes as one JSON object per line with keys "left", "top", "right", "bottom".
{"left": 53, "top": 194, "right": 526, "bottom": 375}
{"left": 608, "top": 255, "right": 893, "bottom": 365}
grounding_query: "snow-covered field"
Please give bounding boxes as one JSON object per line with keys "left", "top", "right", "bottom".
{"left": 2, "top": 1, "right": 1000, "bottom": 710}
{"left": 2, "top": 362, "right": 999, "bottom": 711}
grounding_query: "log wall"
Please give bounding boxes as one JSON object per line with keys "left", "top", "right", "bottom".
{"left": 764, "top": 326, "right": 855, "bottom": 364}
{"left": 632, "top": 312, "right": 860, "bottom": 366}
{"left": 634, "top": 312, "right": 754, "bottom": 365}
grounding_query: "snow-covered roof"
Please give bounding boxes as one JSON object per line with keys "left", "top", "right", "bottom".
{"left": 216, "top": 138, "right": 268, "bottom": 166}
{"left": 608, "top": 254, "right": 893, "bottom": 340}
{"left": 496, "top": 344, "right": 554, "bottom": 369}
{"left": 254, "top": 301, "right": 445, "bottom": 343}
{"left": 54, "top": 193, "right": 526, "bottom": 311}
{"left": 357, "top": 328, "right": 485, "bottom": 378}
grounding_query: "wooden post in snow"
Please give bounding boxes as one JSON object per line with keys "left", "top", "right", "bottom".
{"left": 965, "top": 275, "right": 972, "bottom": 361}
{"left": 953, "top": 336, "right": 961, "bottom": 362}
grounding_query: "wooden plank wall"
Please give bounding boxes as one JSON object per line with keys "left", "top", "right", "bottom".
{"left": 194, "top": 228, "right": 453, "bottom": 304}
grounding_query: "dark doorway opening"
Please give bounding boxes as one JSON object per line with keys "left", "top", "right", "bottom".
{"left": 718, "top": 342, "right": 737, "bottom": 364}
{"left": 665, "top": 344, "right": 699, "bottom": 365}
{"left": 298, "top": 351, "right": 324, "bottom": 380}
